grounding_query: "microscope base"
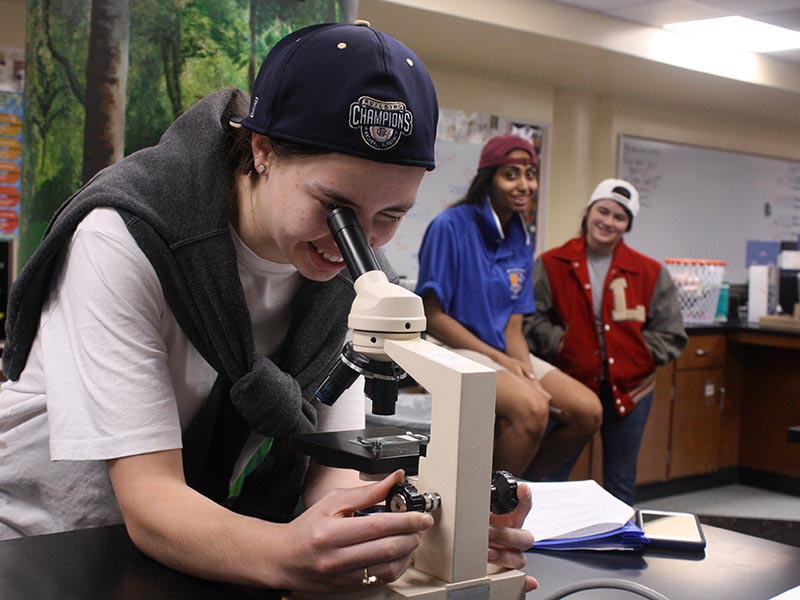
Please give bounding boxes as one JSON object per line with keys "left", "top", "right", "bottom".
{"left": 291, "top": 566, "right": 526, "bottom": 599}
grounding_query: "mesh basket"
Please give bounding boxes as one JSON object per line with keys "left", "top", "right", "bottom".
{"left": 665, "top": 258, "right": 727, "bottom": 324}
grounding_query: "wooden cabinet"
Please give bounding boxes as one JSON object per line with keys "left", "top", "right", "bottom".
{"left": 635, "top": 363, "right": 672, "bottom": 483}
{"left": 635, "top": 333, "right": 729, "bottom": 484}
{"left": 668, "top": 334, "right": 727, "bottom": 478}
{"left": 574, "top": 329, "right": 797, "bottom": 488}
{"left": 674, "top": 334, "right": 727, "bottom": 371}
{"left": 732, "top": 331, "right": 800, "bottom": 479}
{"left": 576, "top": 334, "right": 730, "bottom": 485}
{"left": 669, "top": 368, "right": 724, "bottom": 476}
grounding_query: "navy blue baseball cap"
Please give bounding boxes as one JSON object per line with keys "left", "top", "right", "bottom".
{"left": 234, "top": 21, "right": 439, "bottom": 170}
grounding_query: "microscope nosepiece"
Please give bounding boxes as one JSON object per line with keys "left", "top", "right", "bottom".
{"left": 315, "top": 357, "right": 360, "bottom": 406}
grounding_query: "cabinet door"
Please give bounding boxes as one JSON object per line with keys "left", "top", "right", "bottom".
{"left": 636, "top": 363, "right": 673, "bottom": 484}
{"left": 669, "top": 368, "right": 724, "bottom": 478}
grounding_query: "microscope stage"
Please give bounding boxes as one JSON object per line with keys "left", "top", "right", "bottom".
{"left": 291, "top": 426, "right": 425, "bottom": 474}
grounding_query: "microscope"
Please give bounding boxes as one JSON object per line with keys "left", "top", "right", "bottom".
{"left": 291, "top": 208, "right": 527, "bottom": 599}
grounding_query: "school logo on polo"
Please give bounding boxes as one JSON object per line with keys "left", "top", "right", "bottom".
{"left": 507, "top": 268, "right": 525, "bottom": 299}
{"left": 349, "top": 96, "right": 413, "bottom": 151}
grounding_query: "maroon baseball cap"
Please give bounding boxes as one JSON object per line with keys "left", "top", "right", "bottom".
{"left": 478, "top": 134, "right": 538, "bottom": 170}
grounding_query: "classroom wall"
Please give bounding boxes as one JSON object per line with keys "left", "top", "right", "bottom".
{"left": 416, "top": 65, "right": 618, "bottom": 250}
{"left": 421, "top": 63, "right": 800, "bottom": 250}
{"left": 0, "top": 0, "right": 26, "bottom": 48}
{"left": 359, "top": 0, "right": 800, "bottom": 251}
{"left": 7, "top": 0, "right": 800, "bottom": 253}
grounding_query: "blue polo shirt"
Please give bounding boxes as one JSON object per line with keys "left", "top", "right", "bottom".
{"left": 415, "top": 199, "right": 535, "bottom": 352}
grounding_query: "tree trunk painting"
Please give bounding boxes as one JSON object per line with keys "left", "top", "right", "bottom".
{"left": 249, "top": 0, "right": 257, "bottom": 91}
{"left": 337, "top": 0, "right": 357, "bottom": 24}
{"left": 20, "top": 0, "right": 354, "bottom": 268}
{"left": 82, "top": 0, "right": 129, "bottom": 183}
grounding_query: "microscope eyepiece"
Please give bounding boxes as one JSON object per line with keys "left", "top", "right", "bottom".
{"left": 327, "top": 207, "right": 381, "bottom": 279}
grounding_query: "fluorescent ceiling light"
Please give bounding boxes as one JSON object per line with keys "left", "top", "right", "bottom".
{"left": 664, "top": 16, "right": 800, "bottom": 53}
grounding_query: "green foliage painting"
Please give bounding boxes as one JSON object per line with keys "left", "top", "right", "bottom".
{"left": 20, "top": 0, "right": 356, "bottom": 267}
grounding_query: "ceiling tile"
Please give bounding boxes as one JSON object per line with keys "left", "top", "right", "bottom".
{"left": 547, "top": 0, "right": 800, "bottom": 60}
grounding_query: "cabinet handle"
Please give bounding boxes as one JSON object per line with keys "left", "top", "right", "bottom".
{"left": 694, "top": 349, "right": 708, "bottom": 357}
{"left": 718, "top": 386, "right": 726, "bottom": 411}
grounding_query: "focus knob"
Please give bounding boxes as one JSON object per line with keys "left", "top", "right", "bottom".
{"left": 386, "top": 482, "right": 426, "bottom": 513}
{"left": 490, "top": 470, "right": 519, "bottom": 515}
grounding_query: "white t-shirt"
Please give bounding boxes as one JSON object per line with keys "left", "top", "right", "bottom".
{"left": 0, "top": 208, "right": 364, "bottom": 539}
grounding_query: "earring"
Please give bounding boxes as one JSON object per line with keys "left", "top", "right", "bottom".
{"left": 256, "top": 163, "right": 266, "bottom": 174}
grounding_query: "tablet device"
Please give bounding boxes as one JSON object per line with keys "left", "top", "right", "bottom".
{"left": 635, "top": 509, "right": 706, "bottom": 551}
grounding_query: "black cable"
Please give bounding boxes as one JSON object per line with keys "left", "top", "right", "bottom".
{"left": 535, "top": 578, "right": 671, "bottom": 600}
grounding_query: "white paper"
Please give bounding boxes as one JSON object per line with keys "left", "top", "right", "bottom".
{"left": 748, "top": 265, "right": 769, "bottom": 322}
{"left": 522, "top": 479, "right": 634, "bottom": 541}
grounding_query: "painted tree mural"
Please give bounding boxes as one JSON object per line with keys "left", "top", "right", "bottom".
{"left": 20, "top": 0, "right": 356, "bottom": 267}
{"left": 83, "top": 0, "right": 130, "bottom": 182}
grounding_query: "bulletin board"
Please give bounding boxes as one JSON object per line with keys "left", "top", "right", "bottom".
{"left": 382, "top": 108, "right": 548, "bottom": 282}
{"left": 618, "top": 135, "right": 800, "bottom": 284}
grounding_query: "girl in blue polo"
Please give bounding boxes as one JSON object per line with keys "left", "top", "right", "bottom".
{"left": 416, "top": 135, "right": 601, "bottom": 479}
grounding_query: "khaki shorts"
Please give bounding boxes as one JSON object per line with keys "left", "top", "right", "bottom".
{"left": 424, "top": 335, "right": 559, "bottom": 380}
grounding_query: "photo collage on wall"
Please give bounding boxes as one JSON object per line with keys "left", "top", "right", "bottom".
{"left": 0, "top": 91, "right": 22, "bottom": 241}
{"left": 0, "top": 46, "right": 24, "bottom": 338}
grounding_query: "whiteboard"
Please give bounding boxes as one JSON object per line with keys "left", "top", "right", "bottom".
{"left": 381, "top": 139, "right": 480, "bottom": 281}
{"left": 618, "top": 136, "right": 800, "bottom": 284}
{"left": 381, "top": 109, "right": 547, "bottom": 282}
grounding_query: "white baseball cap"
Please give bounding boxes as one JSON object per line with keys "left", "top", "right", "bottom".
{"left": 588, "top": 178, "right": 639, "bottom": 217}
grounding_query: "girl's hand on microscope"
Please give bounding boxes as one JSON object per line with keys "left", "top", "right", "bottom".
{"left": 488, "top": 482, "right": 539, "bottom": 592}
{"left": 276, "top": 469, "right": 433, "bottom": 594}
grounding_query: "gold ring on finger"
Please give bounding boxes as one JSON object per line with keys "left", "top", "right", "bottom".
{"left": 361, "top": 567, "right": 380, "bottom": 586}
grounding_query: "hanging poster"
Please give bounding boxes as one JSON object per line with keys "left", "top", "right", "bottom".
{"left": 0, "top": 91, "right": 23, "bottom": 240}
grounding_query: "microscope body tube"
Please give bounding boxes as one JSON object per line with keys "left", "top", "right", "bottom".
{"left": 315, "top": 206, "right": 424, "bottom": 412}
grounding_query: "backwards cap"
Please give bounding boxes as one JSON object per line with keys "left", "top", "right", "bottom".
{"left": 478, "top": 134, "right": 538, "bottom": 170}
{"left": 588, "top": 178, "right": 640, "bottom": 217}
{"left": 235, "top": 21, "right": 439, "bottom": 170}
